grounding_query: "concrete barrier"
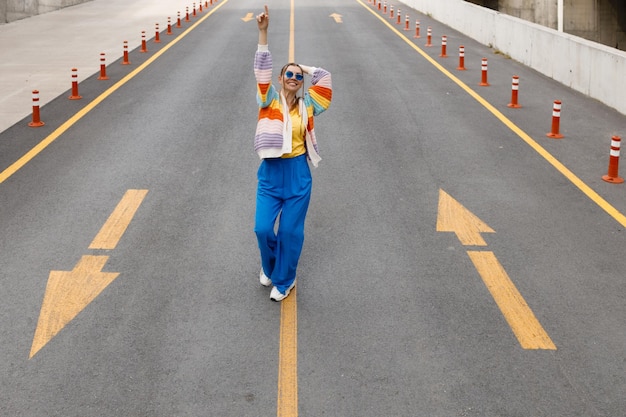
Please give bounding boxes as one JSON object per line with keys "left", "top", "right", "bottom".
{"left": 1, "top": 0, "right": 92, "bottom": 24}
{"left": 402, "top": 0, "right": 626, "bottom": 116}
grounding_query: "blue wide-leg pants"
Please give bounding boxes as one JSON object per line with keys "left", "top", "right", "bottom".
{"left": 255, "top": 154, "right": 312, "bottom": 294}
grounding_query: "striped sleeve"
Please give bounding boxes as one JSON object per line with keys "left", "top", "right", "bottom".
{"left": 306, "top": 67, "right": 332, "bottom": 116}
{"left": 254, "top": 47, "right": 276, "bottom": 108}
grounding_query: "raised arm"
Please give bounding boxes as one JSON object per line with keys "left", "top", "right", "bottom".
{"left": 257, "top": 5, "right": 269, "bottom": 45}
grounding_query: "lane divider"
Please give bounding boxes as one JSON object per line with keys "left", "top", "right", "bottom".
{"left": 479, "top": 57, "right": 489, "bottom": 86}
{"left": 546, "top": 99, "right": 564, "bottom": 138}
{"left": 457, "top": 45, "right": 466, "bottom": 70}
{"left": 98, "top": 53, "right": 109, "bottom": 80}
{"left": 278, "top": 1, "right": 299, "bottom": 416}
{"left": 602, "top": 136, "right": 624, "bottom": 183}
{"left": 507, "top": 75, "right": 521, "bottom": 108}
{"left": 28, "top": 90, "right": 45, "bottom": 127}
{"left": 69, "top": 68, "right": 82, "bottom": 100}
{"left": 122, "top": 40, "right": 131, "bottom": 65}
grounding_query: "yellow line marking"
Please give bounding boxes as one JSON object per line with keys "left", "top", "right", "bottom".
{"left": 278, "top": 287, "right": 298, "bottom": 416}
{"left": 467, "top": 251, "right": 556, "bottom": 350}
{"left": 30, "top": 255, "right": 120, "bottom": 358}
{"left": 89, "top": 189, "right": 149, "bottom": 250}
{"left": 278, "top": 2, "right": 298, "bottom": 416}
{"left": 356, "top": 0, "right": 626, "bottom": 229}
{"left": 289, "top": 0, "right": 296, "bottom": 62}
{"left": 0, "top": 0, "right": 229, "bottom": 185}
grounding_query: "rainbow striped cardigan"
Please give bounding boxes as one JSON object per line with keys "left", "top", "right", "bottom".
{"left": 254, "top": 45, "right": 333, "bottom": 167}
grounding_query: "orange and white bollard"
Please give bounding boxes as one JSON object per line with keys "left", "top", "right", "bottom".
{"left": 28, "top": 90, "right": 45, "bottom": 127}
{"left": 98, "top": 53, "right": 109, "bottom": 80}
{"left": 140, "top": 31, "right": 148, "bottom": 53}
{"left": 389, "top": 5, "right": 394, "bottom": 19}
{"left": 397, "top": 9, "right": 402, "bottom": 24}
{"left": 507, "top": 76, "right": 521, "bottom": 108}
{"left": 546, "top": 100, "right": 564, "bottom": 138}
{"left": 479, "top": 58, "right": 490, "bottom": 86}
{"left": 440, "top": 35, "right": 448, "bottom": 57}
{"left": 177, "top": 11, "right": 182, "bottom": 28}
{"left": 457, "top": 45, "right": 466, "bottom": 70}
{"left": 414, "top": 20, "right": 420, "bottom": 38}
{"left": 199, "top": 2, "right": 203, "bottom": 12}
{"left": 167, "top": 17, "right": 173, "bottom": 35}
{"left": 378, "top": 1, "right": 382, "bottom": 11}
{"left": 383, "top": 1, "right": 387, "bottom": 14}
{"left": 185, "top": 7, "right": 190, "bottom": 22}
{"left": 68, "top": 68, "right": 82, "bottom": 100}
{"left": 404, "top": 14, "right": 410, "bottom": 31}
{"left": 122, "top": 40, "right": 130, "bottom": 65}
{"left": 425, "top": 27, "right": 432, "bottom": 47}
{"left": 193, "top": 3, "right": 197, "bottom": 17}
{"left": 602, "top": 136, "right": 624, "bottom": 183}
{"left": 154, "top": 23, "right": 161, "bottom": 43}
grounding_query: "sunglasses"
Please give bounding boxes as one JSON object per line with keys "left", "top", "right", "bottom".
{"left": 284, "top": 70, "right": 304, "bottom": 81}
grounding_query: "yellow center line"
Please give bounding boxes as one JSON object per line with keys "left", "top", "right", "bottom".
{"left": 277, "top": 2, "right": 299, "bottom": 416}
{"left": 0, "top": 0, "right": 229, "bottom": 185}
{"left": 278, "top": 288, "right": 298, "bottom": 416}
{"left": 289, "top": 0, "right": 296, "bottom": 62}
{"left": 357, "top": 0, "right": 626, "bottom": 229}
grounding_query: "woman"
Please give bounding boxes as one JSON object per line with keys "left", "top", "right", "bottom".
{"left": 253, "top": 5, "right": 333, "bottom": 301}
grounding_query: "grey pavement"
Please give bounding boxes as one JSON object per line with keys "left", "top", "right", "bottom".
{"left": 1, "top": 0, "right": 626, "bottom": 414}
{"left": 0, "top": 0, "right": 205, "bottom": 133}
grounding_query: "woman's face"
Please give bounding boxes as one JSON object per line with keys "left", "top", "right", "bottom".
{"left": 279, "top": 65, "right": 303, "bottom": 93}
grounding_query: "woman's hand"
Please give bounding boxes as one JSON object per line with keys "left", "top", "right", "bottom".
{"left": 257, "top": 5, "right": 269, "bottom": 31}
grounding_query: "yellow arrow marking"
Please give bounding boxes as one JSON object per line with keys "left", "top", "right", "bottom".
{"left": 89, "top": 189, "right": 148, "bottom": 250}
{"left": 330, "top": 13, "right": 343, "bottom": 23}
{"left": 30, "top": 255, "right": 120, "bottom": 358}
{"left": 467, "top": 251, "right": 556, "bottom": 350}
{"left": 30, "top": 189, "right": 147, "bottom": 358}
{"left": 436, "top": 189, "right": 495, "bottom": 246}
{"left": 241, "top": 12, "right": 254, "bottom": 22}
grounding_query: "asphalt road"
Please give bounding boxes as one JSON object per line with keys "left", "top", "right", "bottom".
{"left": 1, "top": 0, "right": 625, "bottom": 416}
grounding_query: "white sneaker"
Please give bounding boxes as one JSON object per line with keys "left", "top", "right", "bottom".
{"left": 260, "top": 269, "right": 272, "bottom": 287}
{"left": 270, "top": 281, "right": 296, "bottom": 302}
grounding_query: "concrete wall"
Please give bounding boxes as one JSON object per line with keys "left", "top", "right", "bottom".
{"left": 0, "top": 0, "right": 91, "bottom": 24}
{"left": 402, "top": 0, "right": 626, "bottom": 116}
{"left": 499, "top": 0, "right": 558, "bottom": 28}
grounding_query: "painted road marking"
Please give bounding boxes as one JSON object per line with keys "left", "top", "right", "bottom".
{"left": 468, "top": 251, "right": 556, "bottom": 350}
{"left": 278, "top": 287, "right": 298, "bottom": 417}
{"left": 30, "top": 255, "right": 120, "bottom": 359}
{"left": 89, "top": 189, "right": 148, "bottom": 250}
{"left": 436, "top": 189, "right": 495, "bottom": 246}
{"left": 437, "top": 189, "right": 556, "bottom": 349}
{"left": 30, "top": 189, "right": 148, "bottom": 358}
{"left": 277, "top": 1, "right": 299, "bottom": 416}
{"left": 357, "top": 0, "right": 626, "bottom": 229}
{"left": 330, "top": 13, "right": 343, "bottom": 23}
